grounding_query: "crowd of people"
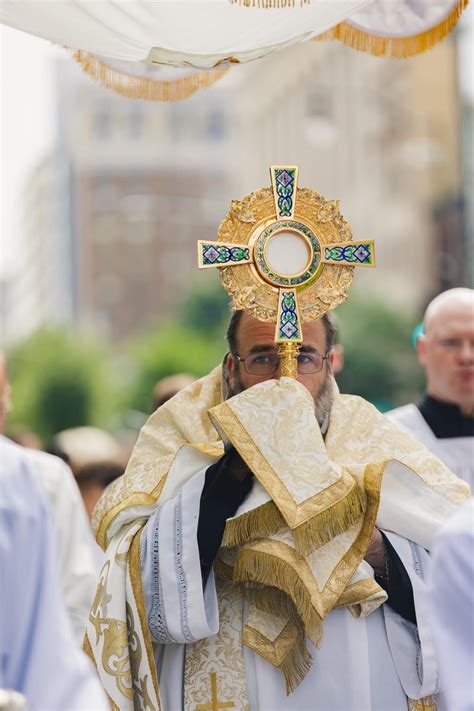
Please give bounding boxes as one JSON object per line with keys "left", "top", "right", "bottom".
{"left": 0, "top": 287, "right": 472, "bottom": 710}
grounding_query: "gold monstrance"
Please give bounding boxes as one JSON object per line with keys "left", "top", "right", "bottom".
{"left": 198, "top": 167, "right": 375, "bottom": 378}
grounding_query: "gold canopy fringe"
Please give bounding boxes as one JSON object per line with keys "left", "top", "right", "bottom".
{"left": 229, "top": 0, "right": 311, "bottom": 6}
{"left": 314, "top": 0, "right": 469, "bottom": 58}
{"left": 292, "top": 481, "right": 363, "bottom": 557}
{"left": 71, "top": 50, "right": 229, "bottom": 101}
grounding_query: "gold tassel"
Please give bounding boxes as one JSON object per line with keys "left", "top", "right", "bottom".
{"left": 292, "top": 481, "right": 364, "bottom": 557}
{"left": 234, "top": 548, "right": 324, "bottom": 647}
{"left": 314, "top": 0, "right": 469, "bottom": 58}
{"left": 71, "top": 50, "right": 229, "bottom": 102}
{"left": 222, "top": 500, "right": 285, "bottom": 548}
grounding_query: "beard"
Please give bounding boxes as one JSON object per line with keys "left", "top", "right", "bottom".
{"left": 222, "top": 360, "right": 335, "bottom": 429}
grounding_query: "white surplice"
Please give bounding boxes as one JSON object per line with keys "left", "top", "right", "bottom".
{"left": 140, "top": 464, "right": 441, "bottom": 711}
{"left": 1, "top": 436, "right": 101, "bottom": 644}
{"left": 387, "top": 405, "right": 474, "bottom": 488}
{"left": 428, "top": 500, "right": 474, "bottom": 711}
{"left": 0, "top": 437, "right": 108, "bottom": 710}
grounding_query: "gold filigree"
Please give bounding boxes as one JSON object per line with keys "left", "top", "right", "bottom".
{"left": 216, "top": 187, "right": 354, "bottom": 323}
{"left": 229, "top": 199, "right": 257, "bottom": 223}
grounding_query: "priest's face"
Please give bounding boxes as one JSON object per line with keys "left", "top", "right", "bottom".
{"left": 418, "top": 299, "right": 474, "bottom": 415}
{"left": 225, "top": 313, "right": 335, "bottom": 425}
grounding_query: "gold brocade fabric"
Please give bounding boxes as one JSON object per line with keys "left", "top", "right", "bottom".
{"left": 88, "top": 367, "right": 470, "bottom": 707}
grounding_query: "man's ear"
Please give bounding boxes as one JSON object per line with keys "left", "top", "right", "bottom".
{"left": 226, "top": 352, "right": 236, "bottom": 384}
{"left": 416, "top": 335, "right": 427, "bottom": 367}
{"left": 330, "top": 344, "right": 344, "bottom": 375}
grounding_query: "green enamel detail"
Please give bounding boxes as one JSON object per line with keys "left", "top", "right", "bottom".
{"left": 201, "top": 243, "right": 250, "bottom": 266}
{"left": 278, "top": 291, "right": 301, "bottom": 341}
{"left": 273, "top": 168, "right": 296, "bottom": 218}
{"left": 324, "top": 242, "right": 373, "bottom": 265}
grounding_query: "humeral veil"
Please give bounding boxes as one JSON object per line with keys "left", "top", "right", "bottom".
{"left": 87, "top": 367, "right": 469, "bottom": 711}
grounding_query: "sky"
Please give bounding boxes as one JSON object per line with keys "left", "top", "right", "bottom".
{"left": 0, "top": 6, "right": 472, "bottom": 279}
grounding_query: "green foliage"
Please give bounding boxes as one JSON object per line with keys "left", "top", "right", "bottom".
{"left": 7, "top": 329, "right": 117, "bottom": 443}
{"left": 334, "top": 293, "right": 424, "bottom": 410}
{"left": 128, "top": 321, "right": 227, "bottom": 413}
{"left": 178, "top": 276, "right": 230, "bottom": 337}
{"left": 5, "top": 283, "right": 425, "bottom": 444}
{"left": 128, "top": 278, "right": 230, "bottom": 412}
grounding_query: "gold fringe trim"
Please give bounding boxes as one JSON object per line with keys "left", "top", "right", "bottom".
{"left": 222, "top": 479, "right": 363, "bottom": 555}
{"left": 314, "top": 0, "right": 469, "bottom": 58}
{"left": 222, "top": 500, "right": 285, "bottom": 548}
{"left": 291, "top": 481, "right": 363, "bottom": 557}
{"left": 243, "top": 621, "right": 312, "bottom": 695}
{"left": 233, "top": 548, "right": 323, "bottom": 647}
{"left": 229, "top": 0, "right": 311, "bottom": 5}
{"left": 71, "top": 50, "right": 229, "bottom": 102}
{"left": 279, "top": 626, "right": 313, "bottom": 695}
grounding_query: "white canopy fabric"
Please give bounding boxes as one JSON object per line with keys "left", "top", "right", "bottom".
{"left": 0, "top": 0, "right": 468, "bottom": 100}
{"left": 0, "top": 1, "right": 372, "bottom": 65}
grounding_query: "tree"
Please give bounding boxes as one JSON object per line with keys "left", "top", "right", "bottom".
{"left": 6, "top": 329, "right": 117, "bottom": 443}
{"left": 335, "top": 293, "right": 424, "bottom": 410}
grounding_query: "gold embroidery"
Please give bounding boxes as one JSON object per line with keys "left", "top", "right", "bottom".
{"left": 408, "top": 696, "right": 437, "bottom": 711}
{"left": 129, "top": 528, "right": 162, "bottom": 709}
{"left": 184, "top": 576, "right": 249, "bottom": 711}
{"left": 196, "top": 673, "right": 236, "bottom": 710}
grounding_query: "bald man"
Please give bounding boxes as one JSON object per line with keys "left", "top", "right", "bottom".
{"left": 388, "top": 288, "right": 474, "bottom": 487}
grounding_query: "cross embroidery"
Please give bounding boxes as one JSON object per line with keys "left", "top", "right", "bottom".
{"left": 196, "top": 672, "right": 235, "bottom": 711}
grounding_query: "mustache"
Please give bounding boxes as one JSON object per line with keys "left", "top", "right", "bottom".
{"left": 222, "top": 358, "right": 334, "bottom": 428}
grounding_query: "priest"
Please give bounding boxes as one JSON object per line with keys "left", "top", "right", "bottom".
{"left": 388, "top": 288, "right": 474, "bottom": 487}
{"left": 0, "top": 436, "right": 108, "bottom": 709}
{"left": 86, "top": 171, "right": 470, "bottom": 711}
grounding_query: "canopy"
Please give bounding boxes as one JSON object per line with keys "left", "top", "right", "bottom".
{"left": 0, "top": 0, "right": 469, "bottom": 100}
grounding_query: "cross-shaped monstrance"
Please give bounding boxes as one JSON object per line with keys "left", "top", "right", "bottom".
{"left": 195, "top": 672, "right": 235, "bottom": 711}
{"left": 198, "top": 166, "right": 375, "bottom": 377}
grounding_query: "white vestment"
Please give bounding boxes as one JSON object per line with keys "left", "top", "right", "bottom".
{"left": 141, "top": 465, "right": 441, "bottom": 711}
{"left": 428, "top": 500, "right": 474, "bottom": 711}
{"left": 387, "top": 405, "right": 474, "bottom": 488}
{"left": 0, "top": 437, "right": 108, "bottom": 710}
{"left": 1, "top": 436, "right": 101, "bottom": 643}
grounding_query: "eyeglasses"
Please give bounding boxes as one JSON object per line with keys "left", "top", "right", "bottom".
{"left": 234, "top": 350, "right": 330, "bottom": 375}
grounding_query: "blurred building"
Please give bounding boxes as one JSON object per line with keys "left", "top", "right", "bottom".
{"left": 4, "top": 34, "right": 468, "bottom": 343}
{"left": 227, "top": 37, "right": 465, "bottom": 309}
{"left": 54, "top": 57, "right": 232, "bottom": 341}
{"left": 3, "top": 155, "right": 74, "bottom": 343}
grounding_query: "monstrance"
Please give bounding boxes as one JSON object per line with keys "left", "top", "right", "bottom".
{"left": 198, "top": 166, "right": 375, "bottom": 378}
